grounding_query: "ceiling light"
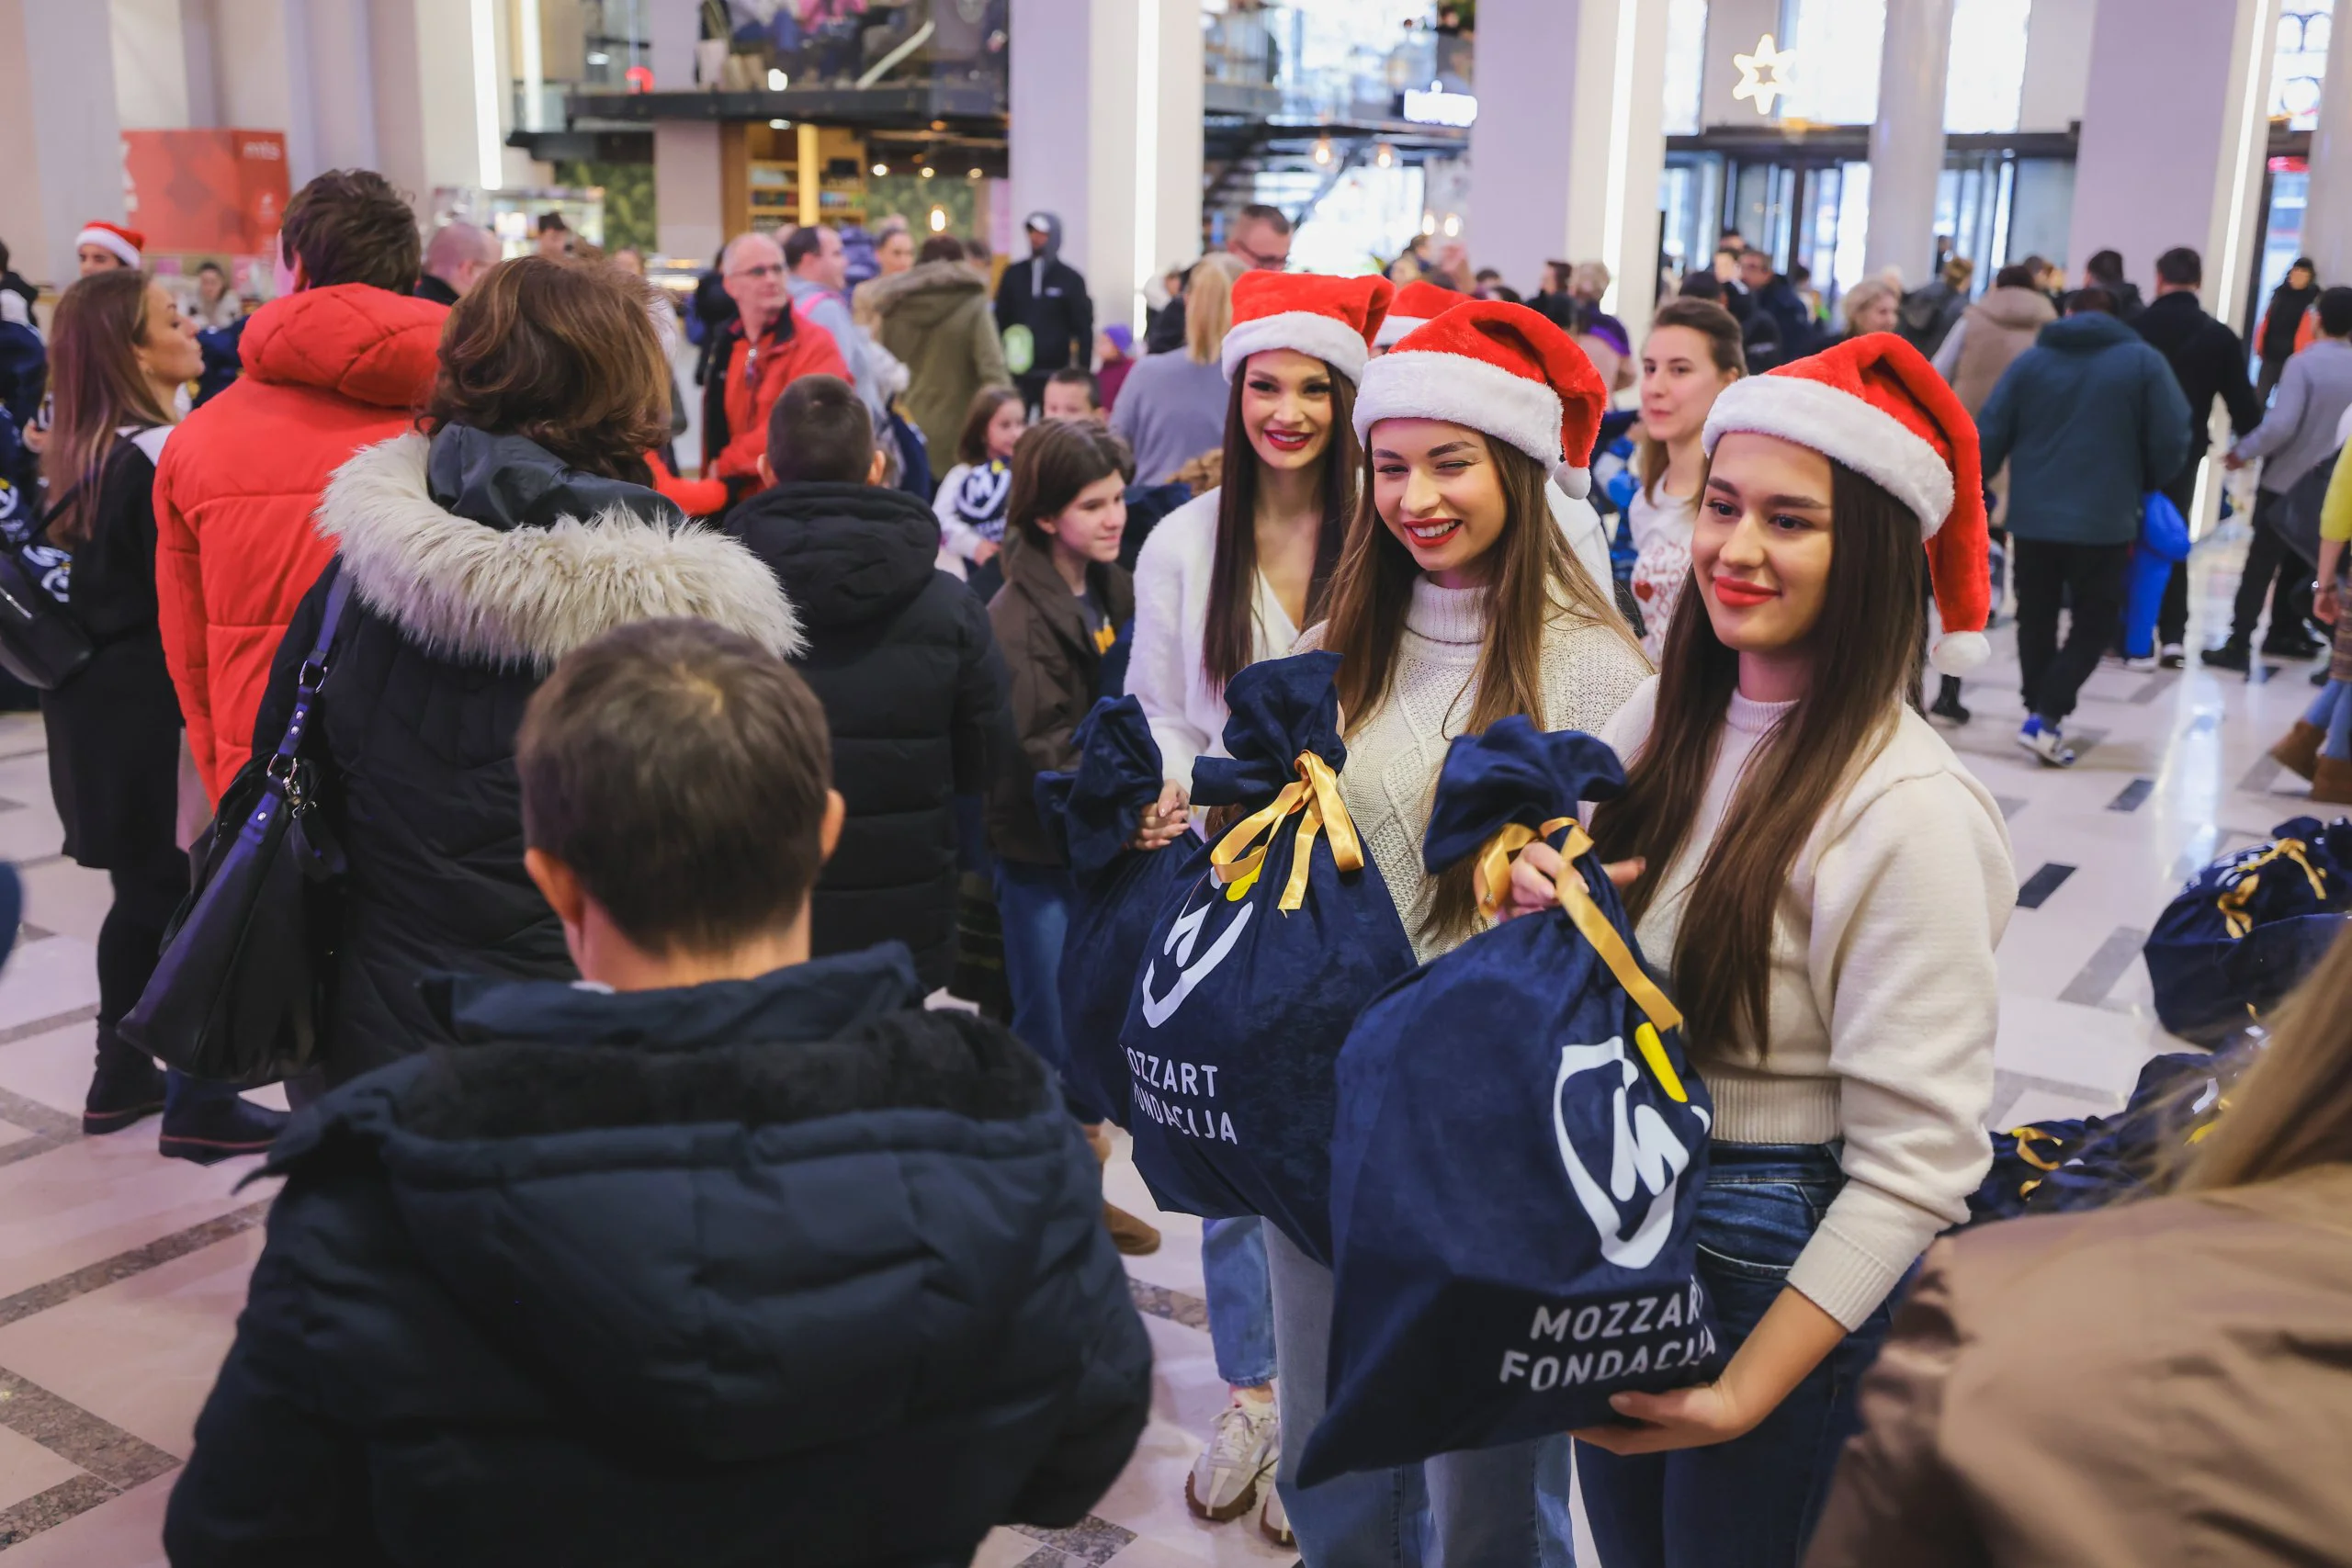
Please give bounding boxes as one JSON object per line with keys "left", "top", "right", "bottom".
{"left": 920, "top": 165, "right": 935, "bottom": 179}
{"left": 767, "top": 68, "right": 787, "bottom": 90}
{"left": 929, "top": 207, "right": 949, "bottom": 232}
{"left": 1375, "top": 143, "right": 1395, "bottom": 168}
{"left": 768, "top": 118, "right": 789, "bottom": 130}
{"left": 1312, "top": 136, "right": 1334, "bottom": 166}
{"left": 967, "top": 167, "right": 984, "bottom": 179}
{"left": 872, "top": 163, "right": 888, "bottom": 176}
{"left": 1442, "top": 213, "right": 1461, "bottom": 237}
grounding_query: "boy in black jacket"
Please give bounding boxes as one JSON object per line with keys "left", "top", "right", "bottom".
{"left": 164, "top": 619, "right": 1151, "bottom": 1568}
{"left": 729, "top": 374, "right": 1007, "bottom": 989}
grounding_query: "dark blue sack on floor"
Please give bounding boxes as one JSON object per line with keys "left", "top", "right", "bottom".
{"left": 1969, "top": 1049, "right": 2237, "bottom": 1223}
{"left": 1303, "top": 718, "right": 1720, "bottom": 1484}
{"left": 2143, "top": 818, "right": 2352, "bottom": 1042}
{"left": 1121, "top": 651, "right": 1416, "bottom": 1265}
{"left": 1035, "top": 696, "right": 1200, "bottom": 1127}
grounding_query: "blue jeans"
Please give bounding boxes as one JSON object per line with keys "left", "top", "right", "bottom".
{"left": 1203, "top": 1216, "right": 1277, "bottom": 1388}
{"left": 1265, "top": 1224, "right": 1577, "bottom": 1568}
{"left": 994, "top": 859, "right": 1097, "bottom": 1118}
{"left": 2305, "top": 680, "right": 2352, "bottom": 760}
{"left": 1577, "top": 1142, "right": 1896, "bottom": 1568}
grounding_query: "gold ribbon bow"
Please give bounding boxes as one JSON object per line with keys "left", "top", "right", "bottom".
{"left": 1476, "top": 818, "right": 1690, "bottom": 1099}
{"left": 2215, "top": 838, "right": 2327, "bottom": 940}
{"left": 1209, "top": 751, "right": 1364, "bottom": 913}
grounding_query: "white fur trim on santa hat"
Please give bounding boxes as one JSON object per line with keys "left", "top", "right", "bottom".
{"left": 75, "top": 225, "right": 141, "bottom": 268}
{"left": 1353, "top": 349, "right": 1564, "bottom": 468}
{"left": 1373, "top": 313, "right": 1431, "bottom": 349}
{"left": 1703, "top": 375, "right": 1957, "bottom": 538}
{"left": 1222, "top": 310, "right": 1373, "bottom": 383}
{"left": 1930, "top": 629, "right": 1990, "bottom": 676}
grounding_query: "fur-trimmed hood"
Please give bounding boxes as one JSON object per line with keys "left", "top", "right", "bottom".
{"left": 318, "top": 431, "right": 802, "bottom": 667}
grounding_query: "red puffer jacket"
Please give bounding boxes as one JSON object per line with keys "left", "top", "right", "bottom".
{"left": 154, "top": 285, "right": 447, "bottom": 799}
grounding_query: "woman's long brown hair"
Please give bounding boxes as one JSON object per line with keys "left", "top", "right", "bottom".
{"left": 1324, "top": 437, "right": 1642, "bottom": 945}
{"left": 43, "top": 271, "right": 176, "bottom": 547}
{"left": 1590, "top": 459, "right": 1924, "bottom": 1059}
{"left": 2180, "top": 920, "right": 2352, "bottom": 1190}
{"left": 1202, "top": 361, "right": 1359, "bottom": 692}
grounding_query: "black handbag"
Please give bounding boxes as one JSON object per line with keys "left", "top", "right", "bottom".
{"left": 121, "top": 568, "right": 353, "bottom": 1085}
{"left": 0, "top": 493, "right": 93, "bottom": 691}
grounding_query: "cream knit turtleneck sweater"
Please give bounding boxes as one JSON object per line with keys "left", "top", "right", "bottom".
{"left": 1312, "top": 578, "right": 1651, "bottom": 964}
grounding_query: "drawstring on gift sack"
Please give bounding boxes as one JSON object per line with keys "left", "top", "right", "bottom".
{"left": 1476, "top": 818, "right": 1690, "bottom": 1101}
{"left": 1209, "top": 751, "right": 1364, "bottom": 912}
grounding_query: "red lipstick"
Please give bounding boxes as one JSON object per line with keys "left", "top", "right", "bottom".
{"left": 1712, "top": 577, "right": 1777, "bottom": 608}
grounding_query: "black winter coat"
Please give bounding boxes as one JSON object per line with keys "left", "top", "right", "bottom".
{"left": 250, "top": 425, "right": 800, "bottom": 1085}
{"left": 727, "top": 479, "right": 1005, "bottom": 989}
{"left": 2134, "top": 289, "right": 2263, "bottom": 481}
{"left": 163, "top": 944, "right": 1155, "bottom": 1568}
{"left": 994, "top": 253, "right": 1094, "bottom": 380}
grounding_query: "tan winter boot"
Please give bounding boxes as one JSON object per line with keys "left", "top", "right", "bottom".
{"left": 2312, "top": 756, "right": 2352, "bottom": 806}
{"left": 2272, "top": 720, "right": 2325, "bottom": 780}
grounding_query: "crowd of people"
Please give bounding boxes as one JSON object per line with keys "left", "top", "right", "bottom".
{"left": 0, "top": 161, "right": 2346, "bottom": 1568}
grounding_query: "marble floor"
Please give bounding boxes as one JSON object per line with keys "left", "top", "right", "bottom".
{"left": 0, "top": 530, "right": 2321, "bottom": 1563}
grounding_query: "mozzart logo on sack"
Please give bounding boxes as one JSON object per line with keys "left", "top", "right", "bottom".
{"left": 1129, "top": 880, "right": 1250, "bottom": 1145}
{"left": 1493, "top": 1034, "right": 1717, "bottom": 1393}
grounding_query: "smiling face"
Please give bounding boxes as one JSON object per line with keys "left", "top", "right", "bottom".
{"left": 1640, "top": 323, "right": 1739, "bottom": 446}
{"left": 1040, "top": 471, "right": 1126, "bottom": 563}
{"left": 135, "top": 279, "right": 204, "bottom": 390}
{"left": 1369, "top": 418, "right": 1510, "bottom": 588}
{"left": 1694, "top": 431, "right": 1836, "bottom": 658}
{"left": 1239, "top": 348, "right": 1337, "bottom": 473}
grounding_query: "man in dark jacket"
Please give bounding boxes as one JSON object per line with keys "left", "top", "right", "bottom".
{"left": 2257, "top": 256, "right": 2320, "bottom": 403}
{"left": 165, "top": 618, "right": 1152, "bottom": 1568}
{"left": 1979, "top": 288, "right": 2191, "bottom": 766}
{"left": 2133, "top": 246, "right": 2262, "bottom": 666}
{"left": 729, "top": 374, "right": 1006, "bottom": 989}
{"left": 995, "top": 211, "right": 1093, "bottom": 411}
{"left": 1734, "top": 247, "right": 1819, "bottom": 370}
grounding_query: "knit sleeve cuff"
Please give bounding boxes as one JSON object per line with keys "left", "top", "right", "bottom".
{"left": 1783, "top": 1194, "right": 1942, "bottom": 1332}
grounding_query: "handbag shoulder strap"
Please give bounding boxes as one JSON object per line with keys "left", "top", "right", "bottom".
{"left": 266, "top": 566, "right": 353, "bottom": 775}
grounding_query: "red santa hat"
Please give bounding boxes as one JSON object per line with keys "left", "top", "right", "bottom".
{"left": 75, "top": 221, "right": 146, "bottom": 268}
{"left": 1220, "top": 272, "right": 1395, "bottom": 385}
{"left": 1372, "top": 279, "right": 1468, "bottom": 348}
{"left": 1702, "top": 331, "right": 1991, "bottom": 675}
{"left": 1351, "top": 300, "right": 1608, "bottom": 498}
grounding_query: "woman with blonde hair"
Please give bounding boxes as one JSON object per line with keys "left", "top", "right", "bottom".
{"left": 1810, "top": 919, "right": 2352, "bottom": 1564}
{"left": 1111, "top": 254, "right": 1246, "bottom": 483}
{"left": 1838, "top": 277, "right": 1902, "bottom": 341}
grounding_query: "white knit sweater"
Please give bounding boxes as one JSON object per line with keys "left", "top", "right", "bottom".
{"left": 1308, "top": 578, "right": 1651, "bottom": 964}
{"left": 1600, "top": 676, "right": 2015, "bottom": 1330}
{"left": 1129, "top": 490, "right": 1300, "bottom": 787}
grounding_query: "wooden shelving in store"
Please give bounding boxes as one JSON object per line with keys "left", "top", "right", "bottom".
{"left": 722, "top": 121, "right": 869, "bottom": 238}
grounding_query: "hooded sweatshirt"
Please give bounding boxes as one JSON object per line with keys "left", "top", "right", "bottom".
{"left": 869, "top": 259, "right": 1010, "bottom": 464}
{"left": 993, "top": 211, "right": 1092, "bottom": 379}
{"left": 1975, "top": 312, "right": 2193, "bottom": 546}
{"left": 728, "top": 479, "right": 1006, "bottom": 989}
{"left": 164, "top": 944, "right": 1154, "bottom": 1568}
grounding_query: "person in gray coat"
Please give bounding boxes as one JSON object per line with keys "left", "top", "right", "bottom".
{"left": 2206, "top": 286, "right": 2352, "bottom": 671}
{"left": 1978, "top": 288, "right": 2190, "bottom": 767}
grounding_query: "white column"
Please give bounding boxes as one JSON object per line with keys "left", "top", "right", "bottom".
{"left": 2301, "top": 0, "right": 2352, "bottom": 285}
{"left": 650, "top": 0, "right": 721, "bottom": 260}
{"left": 1862, "top": 0, "right": 1955, "bottom": 288}
{"left": 1470, "top": 0, "right": 1668, "bottom": 328}
{"left": 2067, "top": 0, "right": 2274, "bottom": 328}
{"left": 0, "top": 0, "right": 126, "bottom": 286}
{"left": 2016, "top": 0, "right": 2095, "bottom": 134}
{"left": 111, "top": 0, "right": 195, "bottom": 130}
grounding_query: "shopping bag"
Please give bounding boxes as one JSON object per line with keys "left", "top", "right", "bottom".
{"left": 1303, "top": 717, "right": 1719, "bottom": 1483}
{"left": 1969, "top": 1049, "right": 2240, "bottom": 1223}
{"left": 2143, "top": 817, "right": 2352, "bottom": 1042}
{"left": 1034, "top": 696, "right": 1200, "bottom": 1126}
{"left": 1121, "top": 651, "right": 1416, "bottom": 1264}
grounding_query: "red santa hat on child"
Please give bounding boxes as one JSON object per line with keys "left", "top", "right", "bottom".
{"left": 1351, "top": 299, "right": 1608, "bottom": 498}
{"left": 1373, "top": 279, "right": 1468, "bottom": 349}
{"left": 75, "top": 222, "right": 146, "bottom": 268}
{"left": 1702, "top": 331, "right": 1990, "bottom": 675}
{"left": 1220, "top": 272, "right": 1395, "bottom": 385}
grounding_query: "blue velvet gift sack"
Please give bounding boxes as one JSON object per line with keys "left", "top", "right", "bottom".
{"left": 1302, "top": 717, "right": 1719, "bottom": 1484}
{"left": 2143, "top": 817, "right": 2352, "bottom": 1043}
{"left": 1121, "top": 651, "right": 1416, "bottom": 1264}
{"left": 1035, "top": 697, "right": 1200, "bottom": 1128}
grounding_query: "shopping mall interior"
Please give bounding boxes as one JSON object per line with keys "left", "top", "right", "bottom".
{"left": 0, "top": 1, "right": 2346, "bottom": 1564}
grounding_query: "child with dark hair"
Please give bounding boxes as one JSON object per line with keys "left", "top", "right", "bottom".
{"left": 728, "top": 373, "right": 1008, "bottom": 988}
{"left": 934, "top": 383, "right": 1026, "bottom": 595}
{"left": 165, "top": 617, "right": 1151, "bottom": 1568}
{"left": 1042, "top": 366, "right": 1103, "bottom": 423}
{"left": 985, "top": 418, "right": 1160, "bottom": 1257}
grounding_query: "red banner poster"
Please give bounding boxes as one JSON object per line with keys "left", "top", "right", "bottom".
{"left": 123, "top": 130, "right": 290, "bottom": 255}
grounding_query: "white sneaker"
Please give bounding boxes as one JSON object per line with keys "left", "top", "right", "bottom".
{"left": 1186, "top": 1397, "right": 1281, "bottom": 1523}
{"left": 2016, "top": 718, "right": 2076, "bottom": 768}
{"left": 2123, "top": 654, "right": 2159, "bottom": 672}
{"left": 1260, "top": 1483, "right": 1295, "bottom": 1547}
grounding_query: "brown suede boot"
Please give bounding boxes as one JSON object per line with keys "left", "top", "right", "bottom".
{"left": 2313, "top": 756, "right": 2352, "bottom": 805}
{"left": 2273, "top": 720, "right": 2326, "bottom": 780}
{"left": 1103, "top": 1202, "right": 1163, "bottom": 1256}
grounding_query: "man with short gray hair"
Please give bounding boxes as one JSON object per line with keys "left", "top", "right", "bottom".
{"left": 415, "top": 222, "right": 500, "bottom": 307}
{"left": 700, "top": 231, "right": 849, "bottom": 494}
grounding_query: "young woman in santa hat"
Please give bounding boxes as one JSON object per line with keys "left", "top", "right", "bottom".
{"left": 1127, "top": 267, "right": 1390, "bottom": 1547}
{"left": 1267, "top": 300, "right": 1651, "bottom": 1563}
{"left": 1502, "top": 332, "right": 2017, "bottom": 1566}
